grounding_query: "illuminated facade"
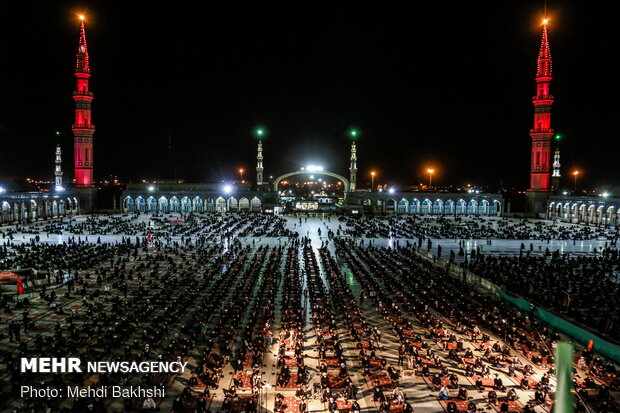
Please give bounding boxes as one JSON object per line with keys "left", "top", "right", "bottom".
{"left": 72, "top": 19, "right": 95, "bottom": 187}
{"left": 529, "top": 22, "right": 554, "bottom": 192}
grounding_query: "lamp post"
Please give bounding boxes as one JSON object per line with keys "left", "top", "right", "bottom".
{"left": 370, "top": 171, "right": 376, "bottom": 190}
{"left": 239, "top": 168, "right": 244, "bottom": 183}
{"left": 427, "top": 169, "right": 434, "bottom": 189}
{"left": 573, "top": 170, "right": 580, "bottom": 193}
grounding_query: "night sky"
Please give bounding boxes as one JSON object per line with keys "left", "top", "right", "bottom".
{"left": 1, "top": 1, "right": 619, "bottom": 191}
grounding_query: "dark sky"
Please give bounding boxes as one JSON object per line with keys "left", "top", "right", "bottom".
{"left": 1, "top": 1, "right": 619, "bottom": 190}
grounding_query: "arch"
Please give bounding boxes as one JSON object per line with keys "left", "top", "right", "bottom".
{"left": 274, "top": 170, "right": 350, "bottom": 192}
{"left": 124, "top": 196, "right": 135, "bottom": 212}
{"left": 251, "top": 197, "right": 262, "bottom": 211}
{"left": 586, "top": 205, "right": 595, "bottom": 224}
{"left": 30, "top": 199, "right": 37, "bottom": 220}
{"left": 192, "top": 196, "right": 203, "bottom": 212}
{"left": 432, "top": 199, "right": 443, "bottom": 214}
{"left": 228, "top": 197, "right": 238, "bottom": 211}
{"left": 239, "top": 197, "right": 250, "bottom": 211}
{"left": 456, "top": 199, "right": 466, "bottom": 215}
{"left": 215, "top": 196, "right": 227, "bottom": 213}
{"left": 147, "top": 196, "right": 157, "bottom": 212}
{"left": 1, "top": 201, "right": 10, "bottom": 223}
{"left": 596, "top": 205, "right": 605, "bottom": 225}
{"left": 563, "top": 202, "right": 570, "bottom": 221}
{"left": 547, "top": 202, "right": 555, "bottom": 219}
{"left": 556, "top": 202, "right": 562, "bottom": 218}
{"left": 135, "top": 196, "right": 146, "bottom": 212}
{"left": 444, "top": 199, "right": 455, "bottom": 215}
{"left": 479, "top": 200, "right": 490, "bottom": 216}
{"left": 420, "top": 199, "right": 432, "bottom": 214}
{"left": 606, "top": 206, "right": 616, "bottom": 226}
{"left": 578, "top": 204, "right": 586, "bottom": 223}
{"left": 491, "top": 200, "right": 501, "bottom": 216}
{"left": 467, "top": 199, "right": 478, "bottom": 215}
{"left": 409, "top": 199, "right": 420, "bottom": 214}
{"left": 170, "top": 196, "right": 181, "bottom": 212}
{"left": 59, "top": 200, "right": 66, "bottom": 215}
{"left": 158, "top": 196, "right": 169, "bottom": 213}
{"left": 206, "top": 197, "right": 216, "bottom": 212}
{"left": 73, "top": 197, "right": 79, "bottom": 212}
{"left": 397, "top": 199, "right": 408, "bottom": 214}
{"left": 180, "top": 196, "right": 191, "bottom": 212}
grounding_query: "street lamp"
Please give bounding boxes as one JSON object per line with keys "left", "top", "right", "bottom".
{"left": 427, "top": 169, "right": 434, "bottom": 189}
{"left": 370, "top": 171, "right": 376, "bottom": 189}
{"left": 573, "top": 170, "right": 580, "bottom": 193}
{"left": 239, "top": 168, "right": 244, "bottom": 182}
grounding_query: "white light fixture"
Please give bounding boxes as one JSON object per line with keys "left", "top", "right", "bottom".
{"left": 147, "top": 185, "right": 155, "bottom": 192}
{"left": 223, "top": 185, "right": 233, "bottom": 194}
{"left": 305, "top": 165, "right": 324, "bottom": 172}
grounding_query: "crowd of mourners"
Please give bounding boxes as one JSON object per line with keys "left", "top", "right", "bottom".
{"left": 339, "top": 216, "right": 618, "bottom": 242}
{"left": 0, "top": 212, "right": 618, "bottom": 413}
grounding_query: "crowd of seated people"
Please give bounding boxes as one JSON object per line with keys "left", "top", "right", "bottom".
{"left": 338, "top": 215, "right": 617, "bottom": 242}
{"left": 1, "top": 212, "right": 618, "bottom": 413}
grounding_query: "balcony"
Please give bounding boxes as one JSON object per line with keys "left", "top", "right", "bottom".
{"left": 532, "top": 95, "right": 554, "bottom": 101}
{"left": 73, "top": 91, "right": 94, "bottom": 97}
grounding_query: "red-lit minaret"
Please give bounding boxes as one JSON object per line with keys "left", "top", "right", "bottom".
{"left": 72, "top": 16, "right": 95, "bottom": 187}
{"left": 529, "top": 20, "right": 553, "bottom": 191}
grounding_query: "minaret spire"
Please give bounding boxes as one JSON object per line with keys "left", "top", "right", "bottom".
{"left": 529, "top": 20, "right": 554, "bottom": 192}
{"left": 552, "top": 147, "right": 561, "bottom": 192}
{"left": 348, "top": 129, "right": 358, "bottom": 192}
{"left": 55, "top": 143, "right": 64, "bottom": 191}
{"left": 72, "top": 16, "right": 95, "bottom": 187}
{"left": 254, "top": 127, "right": 265, "bottom": 187}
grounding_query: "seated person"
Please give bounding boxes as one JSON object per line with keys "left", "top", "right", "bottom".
{"left": 487, "top": 390, "right": 497, "bottom": 405}
{"left": 506, "top": 388, "right": 518, "bottom": 401}
{"left": 520, "top": 376, "right": 530, "bottom": 390}
{"left": 467, "top": 401, "right": 477, "bottom": 413}
{"left": 493, "top": 375, "right": 505, "bottom": 391}
{"left": 439, "top": 385, "right": 450, "bottom": 400}
{"left": 457, "top": 387, "right": 468, "bottom": 400}
{"left": 447, "top": 401, "right": 459, "bottom": 413}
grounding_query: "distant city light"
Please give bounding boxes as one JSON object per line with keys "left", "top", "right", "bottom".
{"left": 223, "top": 184, "right": 233, "bottom": 194}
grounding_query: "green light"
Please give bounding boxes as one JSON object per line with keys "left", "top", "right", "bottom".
{"left": 55, "top": 131, "right": 60, "bottom": 136}
{"left": 349, "top": 129, "right": 358, "bottom": 138}
{"left": 555, "top": 134, "right": 561, "bottom": 141}
{"left": 254, "top": 127, "right": 265, "bottom": 138}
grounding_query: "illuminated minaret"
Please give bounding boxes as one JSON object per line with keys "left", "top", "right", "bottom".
{"left": 72, "top": 16, "right": 95, "bottom": 187}
{"left": 255, "top": 128, "right": 265, "bottom": 186}
{"left": 552, "top": 148, "right": 561, "bottom": 192}
{"left": 349, "top": 143, "right": 357, "bottom": 192}
{"left": 529, "top": 20, "right": 554, "bottom": 191}
{"left": 54, "top": 144, "right": 63, "bottom": 191}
